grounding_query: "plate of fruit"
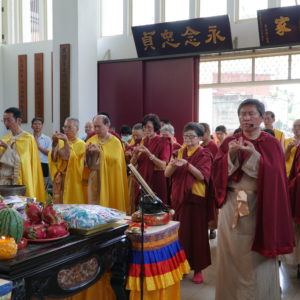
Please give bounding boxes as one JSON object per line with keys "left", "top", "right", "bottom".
{"left": 24, "top": 199, "right": 70, "bottom": 242}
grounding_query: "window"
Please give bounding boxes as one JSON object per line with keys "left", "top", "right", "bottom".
{"left": 238, "top": 0, "right": 268, "bottom": 20}
{"left": 200, "top": 0, "right": 227, "bottom": 18}
{"left": 132, "top": 0, "right": 155, "bottom": 26}
{"left": 165, "top": 0, "right": 189, "bottom": 22}
{"left": 199, "top": 51, "right": 300, "bottom": 136}
{"left": 101, "top": 0, "right": 123, "bottom": 37}
{"left": 22, "top": 0, "right": 40, "bottom": 43}
{"left": 280, "top": 0, "right": 298, "bottom": 7}
{"left": 46, "top": 0, "right": 52, "bottom": 40}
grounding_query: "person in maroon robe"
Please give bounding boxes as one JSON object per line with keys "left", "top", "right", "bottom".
{"left": 199, "top": 122, "right": 218, "bottom": 158}
{"left": 199, "top": 122, "right": 219, "bottom": 239}
{"left": 212, "top": 99, "right": 294, "bottom": 300}
{"left": 130, "top": 114, "right": 171, "bottom": 205}
{"left": 160, "top": 123, "right": 181, "bottom": 154}
{"left": 165, "top": 122, "right": 213, "bottom": 284}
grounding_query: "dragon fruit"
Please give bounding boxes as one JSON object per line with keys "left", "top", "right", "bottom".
{"left": 24, "top": 224, "right": 47, "bottom": 239}
{"left": 0, "top": 202, "right": 5, "bottom": 210}
{"left": 26, "top": 202, "right": 42, "bottom": 224}
{"left": 47, "top": 223, "right": 68, "bottom": 238}
{"left": 41, "top": 199, "right": 63, "bottom": 225}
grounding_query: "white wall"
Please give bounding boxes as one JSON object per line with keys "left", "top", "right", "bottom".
{"left": 1, "top": 41, "right": 53, "bottom": 137}
{"left": 0, "top": 45, "right": 4, "bottom": 138}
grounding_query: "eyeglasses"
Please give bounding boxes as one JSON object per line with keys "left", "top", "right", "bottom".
{"left": 62, "top": 126, "right": 76, "bottom": 130}
{"left": 183, "top": 134, "right": 197, "bottom": 139}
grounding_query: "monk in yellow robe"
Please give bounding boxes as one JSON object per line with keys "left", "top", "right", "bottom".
{"left": 85, "top": 115, "right": 129, "bottom": 213}
{"left": 285, "top": 119, "right": 300, "bottom": 177}
{"left": 0, "top": 107, "right": 45, "bottom": 201}
{"left": 49, "top": 117, "right": 86, "bottom": 204}
{"left": 263, "top": 111, "right": 285, "bottom": 148}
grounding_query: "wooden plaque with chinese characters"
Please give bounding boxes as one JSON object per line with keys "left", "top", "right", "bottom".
{"left": 18, "top": 55, "right": 28, "bottom": 123}
{"left": 60, "top": 44, "right": 70, "bottom": 129}
{"left": 34, "top": 53, "right": 44, "bottom": 118}
{"left": 132, "top": 15, "right": 232, "bottom": 58}
{"left": 258, "top": 6, "right": 300, "bottom": 46}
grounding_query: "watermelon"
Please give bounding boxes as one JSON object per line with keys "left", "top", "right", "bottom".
{"left": 0, "top": 208, "right": 24, "bottom": 243}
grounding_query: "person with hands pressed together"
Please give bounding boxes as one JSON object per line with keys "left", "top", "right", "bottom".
{"left": 130, "top": 114, "right": 171, "bottom": 206}
{"left": 85, "top": 115, "right": 129, "bottom": 213}
{"left": 49, "top": 117, "right": 86, "bottom": 204}
{"left": 213, "top": 99, "right": 294, "bottom": 300}
{"left": 165, "top": 123, "right": 213, "bottom": 284}
{"left": 0, "top": 107, "right": 45, "bottom": 201}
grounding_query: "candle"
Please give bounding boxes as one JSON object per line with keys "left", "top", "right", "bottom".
{"left": 0, "top": 236, "right": 17, "bottom": 259}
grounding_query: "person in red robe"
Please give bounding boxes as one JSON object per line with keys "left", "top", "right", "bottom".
{"left": 212, "top": 99, "right": 295, "bottom": 300}
{"left": 199, "top": 122, "right": 218, "bottom": 239}
{"left": 165, "top": 122, "right": 213, "bottom": 284}
{"left": 130, "top": 114, "right": 171, "bottom": 205}
{"left": 288, "top": 138, "right": 300, "bottom": 278}
{"left": 160, "top": 123, "right": 181, "bottom": 154}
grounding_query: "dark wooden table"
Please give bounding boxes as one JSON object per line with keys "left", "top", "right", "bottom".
{"left": 0, "top": 224, "right": 129, "bottom": 300}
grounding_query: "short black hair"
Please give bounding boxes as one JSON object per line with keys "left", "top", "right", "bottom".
{"left": 31, "top": 117, "right": 44, "bottom": 125}
{"left": 262, "top": 128, "right": 275, "bottom": 136}
{"left": 199, "top": 122, "right": 210, "bottom": 133}
{"left": 238, "top": 99, "right": 265, "bottom": 117}
{"left": 265, "top": 111, "right": 275, "bottom": 119}
{"left": 160, "top": 119, "right": 170, "bottom": 125}
{"left": 215, "top": 125, "right": 227, "bottom": 133}
{"left": 120, "top": 125, "right": 132, "bottom": 135}
{"left": 4, "top": 107, "right": 23, "bottom": 119}
{"left": 142, "top": 113, "right": 161, "bottom": 132}
{"left": 233, "top": 127, "right": 242, "bottom": 134}
{"left": 183, "top": 122, "right": 204, "bottom": 137}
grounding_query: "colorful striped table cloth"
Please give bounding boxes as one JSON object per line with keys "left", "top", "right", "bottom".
{"left": 126, "top": 221, "right": 190, "bottom": 300}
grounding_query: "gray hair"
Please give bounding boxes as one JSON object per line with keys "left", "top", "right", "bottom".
{"left": 161, "top": 124, "right": 175, "bottom": 136}
{"left": 65, "top": 117, "right": 80, "bottom": 129}
{"left": 132, "top": 123, "right": 143, "bottom": 130}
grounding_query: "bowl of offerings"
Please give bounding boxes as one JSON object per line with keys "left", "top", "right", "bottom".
{"left": 0, "top": 185, "right": 27, "bottom": 197}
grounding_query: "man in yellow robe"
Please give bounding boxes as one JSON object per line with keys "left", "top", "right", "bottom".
{"left": 49, "top": 117, "right": 86, "bottom": 204}
{"left": 263, "top": 110, "right": 285, "bottom": 148}
{"left": 85, "top": 115, "right": 129, "bottom": 213}
{"left": 285, "top": 119, "right": 300, "bottom": 177}
{"left": 0, "top": 107, "right": 45, "bottom": 201}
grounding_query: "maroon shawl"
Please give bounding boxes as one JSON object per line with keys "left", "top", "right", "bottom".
{"left": 288, "top": 144, "right": 300, "bottom": 224}
{"left": 212, "top": 131, "right": 294, "bottom": 258}
{"left": 137, "top": 135, "right": 171, "bottom": 196}
{"left": 171, "top": 146, "right": 212, "bottom": 216}
{"left": 203, "top": 140, "right": 218, "bottom": 159}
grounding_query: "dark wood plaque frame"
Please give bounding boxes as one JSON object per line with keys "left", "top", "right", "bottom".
{"left": 60, "top": 44, "right": 71, "bottom": 129}
{"left": 34, "top": 53, "right": 44, "bottom": 118}
{"left": 18, "top": 55, "right": 28, "bottom": 123}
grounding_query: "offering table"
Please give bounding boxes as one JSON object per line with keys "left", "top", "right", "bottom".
{"left": 0, "top": 224, "right": 129, "bottom": 300}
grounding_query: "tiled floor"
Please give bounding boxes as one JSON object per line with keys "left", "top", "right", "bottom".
{"left": 181, "top": 236, "right": 300, "bottom": 300}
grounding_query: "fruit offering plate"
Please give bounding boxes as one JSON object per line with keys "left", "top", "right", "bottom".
{"left": 27, "top": 232, "right": 70, "bottom": 243}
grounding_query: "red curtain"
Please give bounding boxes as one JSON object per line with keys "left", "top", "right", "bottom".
{"left": 98, "top": 57, "right": 199, "bottom": 143}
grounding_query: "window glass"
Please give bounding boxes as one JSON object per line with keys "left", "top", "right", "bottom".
{"left": 165, "top": 0, "right": 189, "bottom": 22}
{"left": 200, "top": 0, "right": 227, "bottom": 18}
{"left": 101, "top": 0, "right": 123, "bottom": 36}
{"left": 132, "top": 0, "right": 155, "bottom": 26}
{"left": 238, "top": 0, "right": 268, "bottom": 20}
